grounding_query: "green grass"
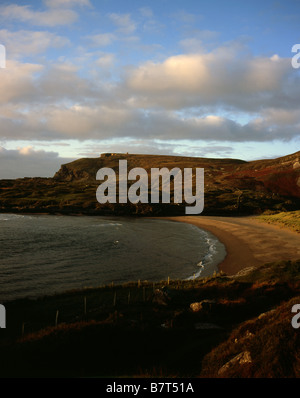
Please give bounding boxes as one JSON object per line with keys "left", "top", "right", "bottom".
{"left": 255, "top": 210, "right": 300, "bottom": 232}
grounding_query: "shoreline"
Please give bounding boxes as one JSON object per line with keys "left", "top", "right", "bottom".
{"left": 2, "top": 211, "right": 299, "bottom": 286}
{"left": 159, "top": 216, "right": 300, "bottom": 276}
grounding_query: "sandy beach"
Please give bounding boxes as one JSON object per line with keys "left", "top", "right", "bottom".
{"left": 161, "top": 216, "right": 300, "bottom": 276}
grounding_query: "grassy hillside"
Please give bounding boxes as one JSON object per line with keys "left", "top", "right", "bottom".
{"left": 256, "top": 210, "right": 300, "bottom": 232}
{"left": 1, "top": 259, "right": 300, "bottom": 378}
{"left": 0, "top": 151, "right": 300, "bottom": 216}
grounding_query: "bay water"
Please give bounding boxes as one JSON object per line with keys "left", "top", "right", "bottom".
{"left": 0, "top": 214, "right": 226, "bottom": 302}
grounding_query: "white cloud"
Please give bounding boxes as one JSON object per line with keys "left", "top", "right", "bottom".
{"left": 37, "top": 63, "right": 97, "bottom": 102}
{"left": 0, "top": 2, "right": 298, "bottom": 178}
{"left": 95, "top": 53, "right": 115, "bottom": 68}
{"left": 0, "top": 40, "right": 299, "bottom": 147}
{"left": 0, "top": 4, "right": 78, "bottom": 26}
{"left": 179, "top": 30, "right": 220, "bottom": 52}
{"left": 44, "top": 104, "right": 134, "bottom": 138}
{"left": 109, "top": 13, "right": 137, "bottom": 35}
{"left": 0, "top": 57, "right": 109, "bottom": 107}
{"left": 0, "top": 98, "right": 299, "bottom": 144}
{"left": 87, "top": 33, "right": 116, "bottom": 47}
{"left": 44, "top": 0, "right": 92, "bottom": 8}
{"left": 0, "top": 29, "right": 70, "bottom": 59}
{"left": 0, "top": 146, "right": 73, "bottom": 178}
{"left": 124, "top": 46, "right": 295, "bottom": 111}
{"left": 0, "top": 60, "right": 43, "bottom": 104}
{"left": 126, "top": 54, "right": 210, "bottom": 93}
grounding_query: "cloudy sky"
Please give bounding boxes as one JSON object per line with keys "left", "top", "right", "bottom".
{"left": 0, "top": 0, "right": 299, "bottom": 178}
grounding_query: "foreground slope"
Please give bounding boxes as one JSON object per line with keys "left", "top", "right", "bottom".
{"left": 1, "top": 259, "right": 300, "bottom": 378}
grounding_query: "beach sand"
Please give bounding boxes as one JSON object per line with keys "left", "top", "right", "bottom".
{"left": 161, "top": 216, "right": 300, "bottom": 276}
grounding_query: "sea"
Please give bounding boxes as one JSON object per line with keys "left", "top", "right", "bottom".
{"left": 0, "top": 214, "right": 226, "bottom": 302}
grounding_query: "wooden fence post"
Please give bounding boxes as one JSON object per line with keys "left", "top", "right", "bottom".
{"left": 55, "top": 310, "right": 59, "bottom": 327}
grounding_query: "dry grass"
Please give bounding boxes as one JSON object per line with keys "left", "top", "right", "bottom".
{"left": 256, "top": 210, "right": 300, "bottom": 232}
{"left": 200, "top": 296, "right": 300, "bottom": 378}
{"left": 1, "top": 259, "right": 300, "bottom": 378}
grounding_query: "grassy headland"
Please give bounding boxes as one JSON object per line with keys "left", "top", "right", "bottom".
{"left": 0, "top": 151, "right": 299, "bottom": 216}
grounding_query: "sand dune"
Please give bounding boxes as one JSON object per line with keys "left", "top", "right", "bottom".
{"left": 162, "top": 216, "right": 300, "bottom": 275}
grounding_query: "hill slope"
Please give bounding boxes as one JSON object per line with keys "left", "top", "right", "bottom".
{"left": 1, "top": 259, "right": 300, "bottom": 377}
{"left": 0, "top": 151, "right": 299, "bottom": 216}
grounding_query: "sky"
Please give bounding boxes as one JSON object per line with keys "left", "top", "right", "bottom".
{"left": 0, "top": 0, "right": 300, "bottom": 178}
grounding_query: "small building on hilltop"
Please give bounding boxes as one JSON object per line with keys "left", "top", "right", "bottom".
{"left": 100, "top": 153, "right": 129, "bottom": 158}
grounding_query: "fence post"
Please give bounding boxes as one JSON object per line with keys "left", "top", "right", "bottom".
{"left": 55, "top": 310, "right": 59, "bottom": 327}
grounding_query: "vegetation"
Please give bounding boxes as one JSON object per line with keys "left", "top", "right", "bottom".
{"left": 0, "top": 151, "right": 299, "bottom": 216}
{"left": 256, "top": 210, "right": 300, "bottom": 232}
{"left": 1, "top": 259, "right": 300, "bottom": 378}
{"left": 0, "top": 152, "right": 299, "bottom": 377}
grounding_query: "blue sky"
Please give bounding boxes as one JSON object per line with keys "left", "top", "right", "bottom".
{"left": 0, "top": 0, "right": 299, "bottom": 178}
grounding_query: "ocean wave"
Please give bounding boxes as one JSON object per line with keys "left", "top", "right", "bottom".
{"left": 186, "top": 230, "right": 226, "bottom": 280}
{"left": 0, "top": 214, "right": 25, "bottom": 221}
{"left": 91, "top": 222, "right": 123, "bottom": 227}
